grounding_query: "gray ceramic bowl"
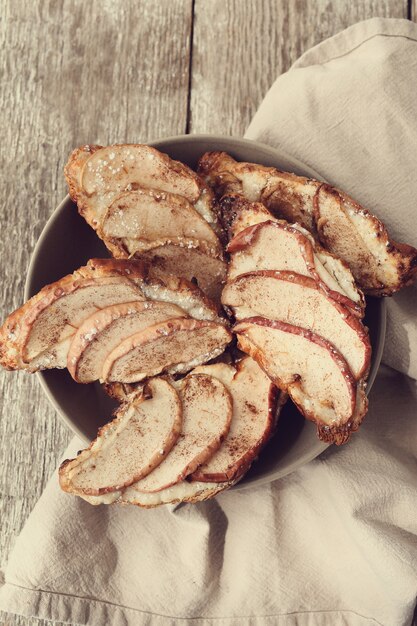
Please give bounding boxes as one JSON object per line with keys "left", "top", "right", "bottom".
{"left": 25, "top": 135, "right": 386, "bottom": 490}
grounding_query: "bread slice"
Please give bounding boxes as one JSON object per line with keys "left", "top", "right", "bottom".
{"left": 102, "top": 318, "right": 233, "bottom": 383}
{"left": 227, "top": 220, "right": 363, "bottom": 315}
{"left": 101, "top": 186, "right": 222, "bottom": 257}
{"left": 136, "top": 239, "right": 227, "bottom": 301}
{"left": 234, "top": 317, "right": 367, "bottom": 445}
{"left": 124, "top": 373, "right": 232, "bottom": 493}
{"left": 59, "top": 378, "right": 182, "bottom": 496}
{"left": 222, "top": 271, "right": 371, "bottom": 380}
{"left": 199, "top": 151, "right": 417, "bottom": 295}
{"left": 190, "top": 357, "right": 281, "bottom": 482}
{"left": 68, "top": 301, "right": 188, "bottom": 383}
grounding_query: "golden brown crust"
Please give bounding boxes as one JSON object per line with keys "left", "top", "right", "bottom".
{"left": 314, "top": 381, "right": 368, "bottom": 445}
{"left": 102, "top": 381, "right": 140, "bottom": 403}
{"left": 0, "top": 258, "right": 223, "bottom": 373}
{"left": 313, "top": 185, "right": 417, "bottom": 295}
{"left": 110, "top": 479, "right": 237, "bottom": 508}
{"left": 64, "top": 143, "right": 223, "bottom": 256}
{"left": 64, "top": 145, "right": 102, "bottom": 204}
{"left": 200, "top": 151, "right": 417, "bottom": 295}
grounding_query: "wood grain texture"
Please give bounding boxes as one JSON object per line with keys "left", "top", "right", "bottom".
{"left": 0, "top": 0, "right": 191, "bottom": 624}
{"left": 0, "top": 0, "right": 409, "bottom": 625}
{"left": 189, "top": 0, "right": 408, "bottom": 135}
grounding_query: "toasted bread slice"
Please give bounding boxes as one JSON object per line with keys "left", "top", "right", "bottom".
{"left": 190, "top": 357, "right": 280, "bottom": 482}
{"left": 222, "top": 271, "right": 371, "bottom": 380}
{"left": 135, "top": 239, "right": 227, "bottom": 301}
{"left": 68, "top": 301, "right": 188, "bottom": 383}
{"left": 100, "top": 186, "right": 222, "bottom": 257}
{"left": 122, "top": 373, "right": 232, "bottom": 494}
{"left": 59, "top": 378, "right": 182, "bottom": 495}
{"left": 227, "top": 220, "right": 363, "bottom": 315}
{"left": 199, "top": 151, "right": 417, "bottom": 295}
{"left": 102, "top": 318, "right": 233, "bottom": 383}
{"left": 234, "top": 317, "right": 367, "bottom": 445}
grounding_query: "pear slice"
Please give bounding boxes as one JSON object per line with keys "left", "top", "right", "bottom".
{"left": 228, "top": 219, "right": 363, "bottom": 315}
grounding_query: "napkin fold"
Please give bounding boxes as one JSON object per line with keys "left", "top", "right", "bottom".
{"left": 1, "top": 17, "right": 417, "bottom": 626}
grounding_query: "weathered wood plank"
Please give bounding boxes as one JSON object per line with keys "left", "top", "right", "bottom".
{"left": 0, "top": 1, "right": 192, "bottom": 624}
{"left": 190, "top": 0, "right": 408, "bottom": 135}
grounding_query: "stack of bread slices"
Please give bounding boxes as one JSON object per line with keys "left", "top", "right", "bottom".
{"left": 1, "top": 143, "right": 416, "bottom": 507}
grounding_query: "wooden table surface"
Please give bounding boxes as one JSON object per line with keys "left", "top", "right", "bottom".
{"left": 0, "top": 2, "right": 414, "bottom": 625}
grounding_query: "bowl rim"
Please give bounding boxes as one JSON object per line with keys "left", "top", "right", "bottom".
{"left": 24, "top": 134, "right": 387, "bottom": 489}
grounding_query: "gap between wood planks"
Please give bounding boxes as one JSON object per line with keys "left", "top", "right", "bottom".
{"left": 186, "top": 0, "right": 196, "bottom": 134}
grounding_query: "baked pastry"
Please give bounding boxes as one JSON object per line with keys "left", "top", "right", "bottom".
{"left": 101, "top": 318, "right": 232, "bottom": 383}
{"left": 59, "top": 357, "right": 284, "bottom": 506}
{"left": 59, "top": 378, "right": 182, "bottom": 495}
{"left": 60, "top": 372, "right": 233, "bottom": 502}
{"left": 0, "top": 258, "right": 231, "bottom": 379}
{"left": 235, "top": 318, "right": 367, "bottom": 445}
{"left": 221, "top": 195, "right": 370, "bottom": 444}
{"left": 190, "top": 357, "right": 284, "bottom": 482}
{"left": 222, "top": 271, "right": 370, "bottom": 380}
{"left": 65, "top": 144, "right": 227, "bottom": 299}
{"left": 223, "top": 195, "right": 364, "bottom": 316}
{"left": 199, "top": 151, "right": 417, "bottom": 295}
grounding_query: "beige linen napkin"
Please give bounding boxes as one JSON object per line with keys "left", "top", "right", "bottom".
{"left": 1, "top": 17, "right": 417, "bottom": 626}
